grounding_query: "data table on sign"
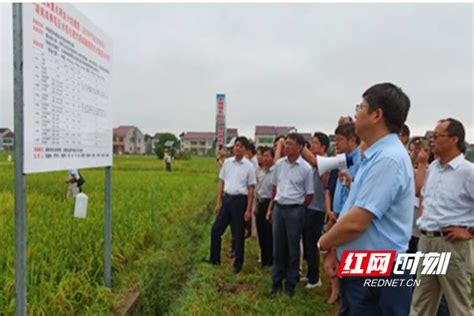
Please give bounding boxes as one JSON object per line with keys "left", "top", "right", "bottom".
{"left": 24, "top": 3, "right": 113, "bottom": 173}
{"left": 32, "top": 30, "right": 108, "bottom": 157}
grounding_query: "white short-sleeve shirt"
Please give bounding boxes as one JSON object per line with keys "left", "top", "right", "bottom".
{"left": 272, "top": 156, "right": 314, "bottom": 205}
{"left": 417, "top": 154, "right": 474, "bottom": 231}
{"left": 256, "top": 166, "right": 274, "bottom": 199}
{"left": 219, "top": 157, "right": 257, "bottom": 195}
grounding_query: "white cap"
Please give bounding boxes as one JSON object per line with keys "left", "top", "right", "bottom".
{"left": 226, "top": 136, "right": 237, "bottom": 148}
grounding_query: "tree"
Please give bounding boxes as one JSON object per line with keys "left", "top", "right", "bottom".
{"left": 154, "top": 133, "right": 179, "bottom": 159}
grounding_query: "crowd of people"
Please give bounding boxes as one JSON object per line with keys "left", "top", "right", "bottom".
{"left": 204, "top": 82, "right": 473, "bottom": 316}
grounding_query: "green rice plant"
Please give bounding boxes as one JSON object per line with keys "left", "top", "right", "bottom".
{"left": 0, "top": 155, "right": 218, "bottom": 314}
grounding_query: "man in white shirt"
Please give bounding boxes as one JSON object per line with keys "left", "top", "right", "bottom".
{"left": 267, "top": 133, "right": 314, "bottom": 298}
{"left": 205, "top": 136, "right": 257, "bottom": 274}
{"left": 410, "top": 118, "right": 474, "bottom": 316}
{"left": 255, "top": 146, "right": 275, "bottom": 268}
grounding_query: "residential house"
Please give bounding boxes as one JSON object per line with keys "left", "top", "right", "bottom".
{"left": 180, "top": 128, "right": 239, "bottom": 155}
{"left": 180, "top": 132, "right": 215, "bottom": 156}
{"left": 254, "top": 125, "right": 295, "bottom": 147}
{"left": 112, "top": 126, "right": 145, "bottom": 155}
{"left": 0, "top": 128, "right": 14, "bottom": 151}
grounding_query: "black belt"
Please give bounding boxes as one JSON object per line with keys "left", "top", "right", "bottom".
{"left": 257, "top": 197, "right": 271, "bottom": 203}
{"left": 420, "top": 230, "right": 444, "bottom": 237}
{"left": 275, "top": 202, "right": 302, "bottom": 209}
{"left": 421, "top": 226, "right": 467, "bottom": 237}
{"left": 223, "top": 193, "right": 247, "bottom": 199}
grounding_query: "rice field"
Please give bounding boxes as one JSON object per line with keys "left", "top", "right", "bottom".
{"left": 0, "top": 153, "right": 218, "bottom": 314}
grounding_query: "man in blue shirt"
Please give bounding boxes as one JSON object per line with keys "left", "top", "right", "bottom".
{"left": 319, "top": 83, "right": 414, "bottom": 316}
{"left": 331, "top": 123, "right": 362, "bottom": 217}
{"left": 300, "top": 132, "right": 331, "bottom": 289}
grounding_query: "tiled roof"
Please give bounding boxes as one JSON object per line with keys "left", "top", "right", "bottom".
{"left": 0, "top": 128, "right": 12, "bottom": 135}
{"left": 255, "top": 125, "right": 295, "bottom": 136}
{"left": 113, "top": 126, "right": 135, "bottom": 137}
{"left": 181, "top": 132, "right": 215, "bottom": 141}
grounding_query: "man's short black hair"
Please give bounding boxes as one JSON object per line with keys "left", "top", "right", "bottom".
{"left": 256, "top": 145, "right": 265, "bottom": 154}
{"left": 362, "top": 83, "right": 411, "bottom": 134}
{"left": 334, "top": 123, "right": 361, "bottom": 145}
{"left": 247, "top": 142, "right": 256, "bottom": 155}
{"left": 439, "top": 118, "right": 466, "bottom": 153}
{"left": 261, "top": 146, "right": 274, "bottom": 157}
{"left": 286, "top": 133, "right": 306, "bottom": 146}
{"left": 400, "top": 124, "right": 410, "bottom": 137}
{"left": 235, "top": 136, "right": 250, "bottom": 149}
{"left": 313, "top": 132, "right": 330, "bottom": 153}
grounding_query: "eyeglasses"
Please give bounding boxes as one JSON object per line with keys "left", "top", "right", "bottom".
{"left": 431, "top": 133, "right": 450, "bottom": 140}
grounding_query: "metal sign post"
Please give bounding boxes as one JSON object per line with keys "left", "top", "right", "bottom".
{"left": 12, "top": 3, "right": 27, "bottom": 316}
{"left": 104, "top": 166, "right": 112, "bottom": 288}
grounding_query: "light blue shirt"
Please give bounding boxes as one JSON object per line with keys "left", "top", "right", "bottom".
{"left": 336, "top": 134, "right": 414, "bottom": 260}
{"left": 417, "top": 154, "right": 474, "bottom": 231}
{"left": 219, "top": 157, "right": 257, "bottom": 195}
{"left": 307, "top": 167, "right": 326, "bottom": 213}
{"left": 333, "top": 146, "right": 361, "bottom": 214}
{"left": 272, "top": 156, "right": 314, "bottom": 205}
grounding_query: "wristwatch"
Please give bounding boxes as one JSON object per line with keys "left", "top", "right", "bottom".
{"left": 317, "top": 241, "right": 328, "bottom": 254}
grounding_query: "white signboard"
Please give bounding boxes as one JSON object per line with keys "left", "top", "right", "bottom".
{"left": 22, "top": 3, "right": 112, "bottom": 173}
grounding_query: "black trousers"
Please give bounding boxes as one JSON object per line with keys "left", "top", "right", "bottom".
{"left": 302, "top": 210, "right": 326, "bottom": 283}
{"left": 256, "top": 199, "right": 273, "bottom": 267}
{"left": 210, "top": 194, "right": 247, "bottom": 269}
{"left": 407, "top": 235, "right": 419, "bottom": 253}
{"left": 272, "top": 204, "right": 305, "bottom": 291}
